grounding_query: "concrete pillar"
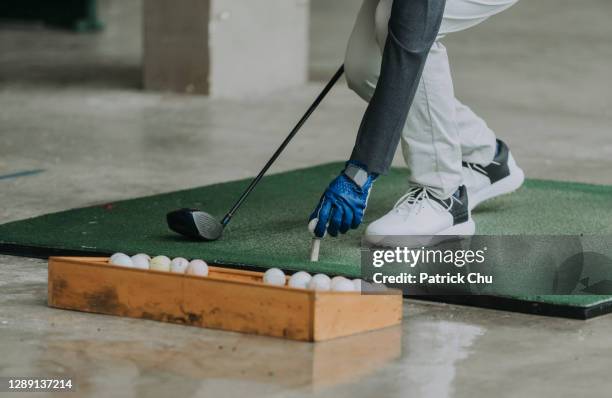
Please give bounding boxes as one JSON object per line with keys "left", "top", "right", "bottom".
{"left": 143, "top": 0, "right": 309, "bottom": 98}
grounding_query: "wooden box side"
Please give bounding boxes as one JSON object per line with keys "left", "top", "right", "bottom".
{"left": 48, "top": 257, "right": 315, "bottom": 341}
{"left": 312, "top": 292, "right": 403, "bottom": 341}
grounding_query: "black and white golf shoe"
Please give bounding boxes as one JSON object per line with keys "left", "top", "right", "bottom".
{"left": 364, "top": 185, "right": 474, "bottom": 248}
{"left": 463, "top": 139, "right": 525, "bottom": 210}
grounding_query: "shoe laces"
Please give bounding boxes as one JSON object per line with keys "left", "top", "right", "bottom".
{"left": 393, "top": 187, "right": 462, "bottom": 217}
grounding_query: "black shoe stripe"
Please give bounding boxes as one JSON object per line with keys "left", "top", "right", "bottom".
{"left": 430, "top": 185, "right": 470, "bottom": 226}
{"left": 463, "top": 139, "right": 511, "bottom": 184}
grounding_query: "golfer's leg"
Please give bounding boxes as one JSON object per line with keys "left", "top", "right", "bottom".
{"left": 400, "top": 42, "right": 463, "bottom": 198}
{"left": 442, "top": 0, "right": 520, "bottom": 165}
{"left": 368, "top": 0, "right": 460, "bottom": 197}
{"left": 395, "top": 0, "right": 519, "bottom": 195}
{"left": 345, "top": 0, "right": 382, "bottom": 102}
{"left": 454, "top": 99, "right": 496, "bottom": 165}
{"left": 349, "top": 0, "right": 446, "bottom": 175}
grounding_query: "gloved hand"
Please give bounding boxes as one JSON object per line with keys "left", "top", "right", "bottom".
{"left": 309, "top": 162, "right": 378, "bottom": 238}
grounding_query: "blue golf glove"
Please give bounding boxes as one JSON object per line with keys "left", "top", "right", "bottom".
{"left": 309, "top": 161, "right": 378, "bottom": 238}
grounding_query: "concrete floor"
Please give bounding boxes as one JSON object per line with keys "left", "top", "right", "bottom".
{"left": 1, "top": 0, "right": 611, "bottom": 397}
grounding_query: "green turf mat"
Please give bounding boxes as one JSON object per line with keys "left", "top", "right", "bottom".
{"left": 1, "top": 162, "right": 612, "bottom": 318}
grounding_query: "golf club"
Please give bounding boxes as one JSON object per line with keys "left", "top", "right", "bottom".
{"left": 167, "top": 65, "right": 345, "bottom": 241}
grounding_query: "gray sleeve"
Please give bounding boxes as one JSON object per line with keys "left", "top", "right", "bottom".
{"left": 350, "top": 0, "right": 446, "bottom": 175}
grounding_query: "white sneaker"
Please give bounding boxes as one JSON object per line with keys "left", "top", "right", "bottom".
{"left": 463, "top": 139, "right": 525, "bottom": 211}
{"left": 364, "top": 185, "right": 475, "bottom": 247}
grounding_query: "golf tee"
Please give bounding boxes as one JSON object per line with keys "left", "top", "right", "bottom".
{"left": 310, "top": 238, "right": 321, "bottom": 262}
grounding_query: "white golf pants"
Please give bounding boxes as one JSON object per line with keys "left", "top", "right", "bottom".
{"left": 345, "top": 0, "right": 519, "bottom": 198}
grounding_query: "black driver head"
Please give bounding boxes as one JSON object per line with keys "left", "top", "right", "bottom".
{"left": 166, "top": 208, "right": 224, "bottom": 241}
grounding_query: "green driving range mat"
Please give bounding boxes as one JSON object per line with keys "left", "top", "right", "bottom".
{"left": 1, "top": 162, "right": 612, "bottom": 319}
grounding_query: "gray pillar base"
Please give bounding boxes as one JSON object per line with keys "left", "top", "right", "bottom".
{"left": 143, "top": 0, "right": 309, "bottom": 98}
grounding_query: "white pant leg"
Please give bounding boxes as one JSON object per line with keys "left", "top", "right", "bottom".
{"left": 400, "top": 41, "right": 464, "bottom": 198}
{"left": 346, "top": 0, "right": 518, "bottom": 198}
{"left": 454, "top": 98, "right": 499, "bottom": 164}
{"left": 345, "top": 0, "right": 382, "bottom": 102}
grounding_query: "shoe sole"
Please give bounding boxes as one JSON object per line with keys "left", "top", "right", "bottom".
{"left": 438, "top": 218, "right": 476, "bottom": 236}
{"left": 364, "top": 219, "right": 476, "bottom": 248}
{"left": 470, "top": 154, "right": 525, "bottom": 211}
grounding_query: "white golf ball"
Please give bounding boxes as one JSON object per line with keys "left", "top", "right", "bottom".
{"left": 109, "top": 253, "right": 133, "bottom": 268}
{"left": 186, "top": 259, "right": 209, "bottom": 277}
{"left": 330, "top": 276, "right": 349, "bottom": 290}
{"left": 307, "top": 274, "right": 331, "bottom": 291}
{"left": 133, "top": 253, "right": 151, "bottom": 260}
{"left": 150, "top": 255, "right": 171, "bottom": 272}
{"left": 288, "top": 271, "right": 312, "bottom": 289}
{"left": 110, "top": 252, "right": 128, "bottom": 262}
{"left": 263, "top": 268, "right": 286, "bottom": 286}
{"left": 170, "top": 257, "right": 190, "bottom": 273}
{"left": 332, "top": 279, "right": 355, "bottom": 292}
{"left": 131, "top": 254, "right": 150, "bottom": 269}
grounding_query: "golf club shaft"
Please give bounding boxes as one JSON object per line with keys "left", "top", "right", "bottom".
{"left": 220, "top": 65, "right": 345, "bottom": 226}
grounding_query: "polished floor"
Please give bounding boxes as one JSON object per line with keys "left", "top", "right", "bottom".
{"left": 1, "top": 0, "right": 611, "bottom": 397}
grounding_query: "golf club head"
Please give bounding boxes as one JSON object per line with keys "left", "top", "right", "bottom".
{"left": 167, "top": 208, "right": 224, "bottom": 241}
